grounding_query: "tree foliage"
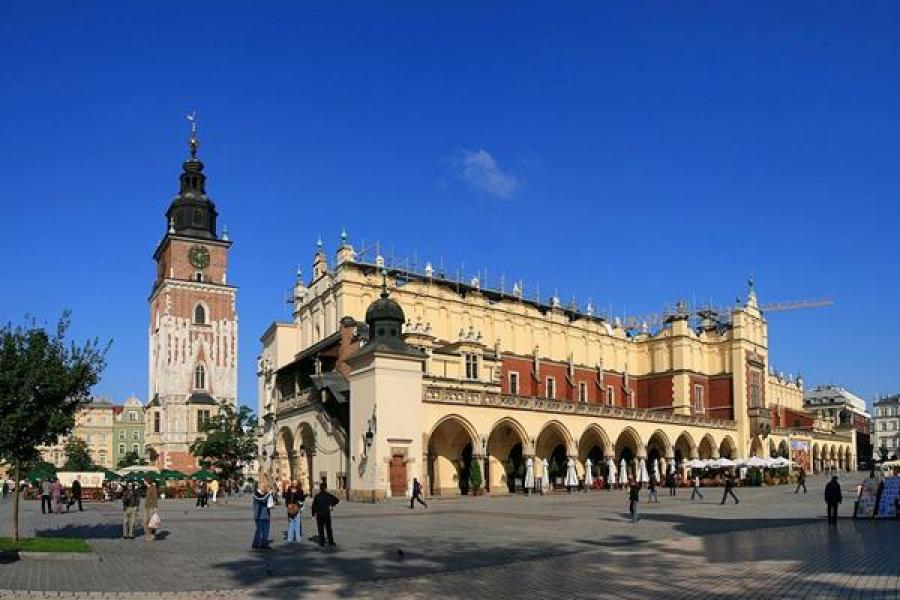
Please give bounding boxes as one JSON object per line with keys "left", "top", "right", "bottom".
{"left": 62, "top": 437, "right": 95, "bottom": 471}
{"left": 469, "top": 458, "right": 483, "bottom": 491}
{"left": 117, "top": 449, "right": 148, "bottom": 469}
{"left": 0, "top": 313, "right": 109, "bottom": 541}
{"left": 189, "top": 405, "right": 259, "bottom": 481}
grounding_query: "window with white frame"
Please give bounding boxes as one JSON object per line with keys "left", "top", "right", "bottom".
{"left": 194, "top": 364, "right": 206, "bottom": 389}
{"left": 509, "top": 371, "right": 520, "bottom": 395}
{"left": 118, "top": 443, "right": 125, "bottom": 455}
{"left": 464, "top": 354, "right": 479, "bottom": 380}
{"left": 119, "top": 431, "right": 125, "bottom": 440}
{"left": 154, "top": 412, "right": 161, "bottom": 433}
{"left": 132, "top": 430, "right": 140, "bottom": 440}
{"left": 546, "top": 377, "right": 556, "bottom": 399}
{"left": 606, "top": 385, "right": 615, "bottom": 406}
{"left": 693, "top": 385, "right": 705, "bottom": 413}
{"left": 579, "top": 381, "right": 588, "bottom": 403}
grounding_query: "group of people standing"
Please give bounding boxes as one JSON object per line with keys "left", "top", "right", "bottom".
{"left": 251, "top": 480, "right": 340, "bottom": 550}
{"left": 38, "top": 477, "right": 83, "bottom": 514}
{"left": 121, "top": 480, "right": 161, "bottom": 541}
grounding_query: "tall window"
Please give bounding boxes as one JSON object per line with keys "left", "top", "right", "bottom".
{"left": 693, "top": 385, "right": 705, "bottom": 414}
{"left": 132, "top": 444, "right": 139, "bottom": 453}
{"left": 118, "top": 443, "right": 125, "bottom": 455}
{"left": 606, "top": 385, "right": 615, "bottom": 406}
{"left": 748, "top": 369, "right": 763, "bottom": 408}
{"left": 198, "top": 410, "right": 211, "bottom": 430}
{"left": 509, "top": 372, "right": 520, "bottom": 395}
{"left": 546, "top": 377, "right": 556, "bottom": 400}
{"left": 119, "top": 431, "right": 125, "bottom": 440}
{"left": 194, "top": 304, "right": 206, "bottom": 324}
{"left": 464, "top": 354, "right": 478, "bottom": 380}
{"left": 132, "top": 430, "right": 140, "bottom": 440}
{"left": 579, "top": 381, "right": 588, "bottom": 403}
{"left": 194, "top": 364, "right": 206, "bottom": 389}
{"left": 154, "top": 412, "right": 161, "bottom": 433}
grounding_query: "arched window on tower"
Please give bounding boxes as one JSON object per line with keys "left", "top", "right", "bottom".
{"left": 194, "top": 364, "right": 206, "bottom": 390}
{"left": 194, "top": 303, "right": 206, "bottom": 325}
{"left": 194, "top": 272, "right": 204, "bottom": 282}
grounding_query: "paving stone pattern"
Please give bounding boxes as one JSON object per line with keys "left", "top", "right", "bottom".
{"left": 0, "top": 474, "right": 897, "bottom": 599}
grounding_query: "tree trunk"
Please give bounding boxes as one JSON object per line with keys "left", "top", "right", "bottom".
{"left": 12, "top": 461, "right": 20, "bottom": 543}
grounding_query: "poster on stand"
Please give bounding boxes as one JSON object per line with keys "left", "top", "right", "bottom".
{"left": 791, "top": 440, "right": 811, "bottom": 472}
{"left": 876, "top": 476, "right": 900, "bottom": 518}
{"left": 856, "top": 477, "right": 879, "bottom": 518}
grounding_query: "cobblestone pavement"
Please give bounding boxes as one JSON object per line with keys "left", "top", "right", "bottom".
{"left": 0, "top": 474, "right": 897, "bottom": 599}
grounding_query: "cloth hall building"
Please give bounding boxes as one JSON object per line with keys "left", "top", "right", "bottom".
{"left": 257, "top": 241, "right": 854, "bottom": 500}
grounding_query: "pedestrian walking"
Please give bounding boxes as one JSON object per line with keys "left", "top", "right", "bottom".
{"left": 824, "top": 476, "right": 842, "bottom": 525}
{"left": 647, "top": 476, "right": 659, "bottom": 503}
{"left": 666, "top": 470, "right": 677, "bottom": 497}
{"left": 50, "top": 478, "right": 63, "bottom": 514}
{"left": 209, "top": 478, "right": 219, "bottom": 504}
{"left": 795, "top": 467, "right": 808, "bottom": 494}
{"left": 311, "top": 482, "right": 340, "bottom": 547}
{"left": 628, "top": 479, "right": 642, "bottom": 523}
{"left": 720, "top": 473, "right": 740, "bottom": 505}
{"left": 71, "top": 478, "right": 83, "bottom": 512}
{"left": 195, "top": 481, "right": 208, "bottom": 508}
{"left": 409, "top": 477, "right": 428, "bottom": 509}
{"left": 40, "top": 478, "right": 52, "bottom": 514}
{"left": 251, "top": 483, "right": 274, "bottom": 549}
{"left": 283, "top": 481, "right": 306, "bottom": 543}
{"left": 143, "top": 480, "right": 160, "bottom": 541}
{"left": 690, "top": 474, "right": 704, "bottom": 501}
{"left": 122, "top": 482, "right": 140, "bottom": 539}
{"left": 1, "top": 480, "right": 7, "bottom": 501}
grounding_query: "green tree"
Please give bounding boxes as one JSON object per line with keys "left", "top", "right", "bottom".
{"left": 62, "top": 437, "right": 95, "bottom": 471}
{"left": 117, "top": 449, "right": 147, "bottom": 469}
{"left": 0, "top": 313, "right": 109, "bottom": 541}
{"left": 190, "top": 405, "right": 259, "bottom": 483}
{"left": 469, "top": 458, "right": 483, "bottom": 493}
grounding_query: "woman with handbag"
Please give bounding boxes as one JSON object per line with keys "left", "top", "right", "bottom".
{"left": 144, "top": 480, "right": 160, "bottom": 541}
{"left": 251, "top": 482, "right": 275, "bottom": 550}
{"left": 283, "top": 481, "right": 307, "bottom": 543}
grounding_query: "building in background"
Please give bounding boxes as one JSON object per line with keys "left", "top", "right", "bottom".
{"left": 257, "top": 239, "right": 855, "bottom": 500}
{"left": 805, "top": 385, "right": 872, "bottom": 466}
{"left": 144, "top": 122, "right": 238, "bottom": 473}
{"left": 113, "top": 396, "right": 146, "bottom": 467}
{"left": 40, "top": 398, "right": 117, "bottom": 469}
{"left": 872, "top": 393, "right": 900, "bottom": 461}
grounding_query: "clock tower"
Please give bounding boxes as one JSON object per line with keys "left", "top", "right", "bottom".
{"left": 145, "top": 119, "right": 238, "bottom": 472}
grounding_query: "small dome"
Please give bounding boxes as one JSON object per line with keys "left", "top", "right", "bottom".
{"left": 365, "top": 294, "right": 405, "bottom": 326}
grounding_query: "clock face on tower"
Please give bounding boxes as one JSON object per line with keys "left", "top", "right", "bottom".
{"left": 188, "top": 245, "right": 210, "bottom": 269}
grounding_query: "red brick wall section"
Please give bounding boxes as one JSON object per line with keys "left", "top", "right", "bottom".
{"left": 707, "top": 376, "right": 734, "bottom": 420}
{"left": 636, "top": 375, "right": 674, "bottom": 410}
{"left": 772, "top": 406, "right": 814, "bottom": 428}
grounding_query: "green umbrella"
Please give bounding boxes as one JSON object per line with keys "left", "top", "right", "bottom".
{"left": 26, "top": 468, "right": 55, "bottom": 484}
{"left": 103, "top": 470, "right": 121, "bottom": 481}
{"left": 160, "top": 469, "right": 187, "bottom": 480}
{"left": 190, "top": 470, "right": 218, "bottom": 481}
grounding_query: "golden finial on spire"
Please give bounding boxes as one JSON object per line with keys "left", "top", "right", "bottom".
{"left": 186, "top": 110, "right": 199, "bottom": 159}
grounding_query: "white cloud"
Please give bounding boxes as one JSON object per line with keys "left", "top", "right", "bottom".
{"left": 454, "top": 149, "right": 520, "bottom": 199}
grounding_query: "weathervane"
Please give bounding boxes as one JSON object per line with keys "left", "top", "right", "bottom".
{"left": 186, "top": 110, "right": 199, "bottom": 158}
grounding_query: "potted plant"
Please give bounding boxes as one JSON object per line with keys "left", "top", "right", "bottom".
{"left": 469, "top": 460, "right": 484, "bottom": 496}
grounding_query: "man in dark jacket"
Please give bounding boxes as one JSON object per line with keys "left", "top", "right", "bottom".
{"left": 720, "top": 473, "right": 740, "bottom": 505}
{"left": 824, "top": 476, "right": 842, "bottom": 524}
{"left": 311, "top": 482, "right": 340, "bottom": 547}
{"left": 71, "top": 478, "right": 83, "bottom": 512}
{"left": 409, "top": 477, "right": 427, "bottom": 509}
{"left": 628, "top": 479, "right": 642, "bottom": 523}
{"left": 665, "top": 471, "right": 677, "bottom": 497}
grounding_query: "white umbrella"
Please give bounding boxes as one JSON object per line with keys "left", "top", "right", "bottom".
{"left": 687, "top": 458, "right": 708, "bottom": 469}
{"left": 524, "top": 457, "right": 535, "bottom": 492}
{"left": 564, "top": 457, "right": 579, "bottom": 489}
{"left": 619, "top": 459, "right": 628, "bottom": 484}
{"left": 771, "top": 457, "right": 792, "bottom": 468}
{"left": 541, "top": 459, "right": 550, "bottom": 493}
{"left": 745, "top": 456, "right": 768, "bottom": 468}
{"left": 638, "top": 459, "right": 649, "bottom": 483}
{"left": 606, "top": 458, "right": 617, "bottom": 487}
{"left": 653, "top": 458, "right": 661, "bottom": 482}
{"left": 584, "top": 459, "right": 594, "bottom": 489}
{"left": 712, "top": 458, "right": 737, "bottom": 469}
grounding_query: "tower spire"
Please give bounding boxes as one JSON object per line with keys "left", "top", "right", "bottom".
{"left": 186, "top": 111, "right": 199, "bottom": 159}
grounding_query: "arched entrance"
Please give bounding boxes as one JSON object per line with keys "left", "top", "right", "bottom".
{"left": 749, "top": 435, "right": 765, "bottom": 458}
{"left": 274, "top": 427, "right": 294, "bottom": 484}
{"left": 486, "top": 418, "right": 528, "bottom": 493}
{"left": 698, "top": 435, "right": 716, "bottom": 460}
{"left": 674, "top": 432, "right": 696, "bottom": 470}
{"left": 776, "top": 439, "right": 790, "bottom": 460}
{"left": 614, "top": 427, "right": 643, "bottom": 482}
{"left": 428, "top": 415, "right": 478, "bottom": 496}
{"left": 295, "top": 422, "right": 317, "bottom": 492}
{"left": 647, "top": 430, "right": 672, "bottom": 479}
{"left": 719, "top": 436, "right": 736, "bottom": 459}
{"left": 578, "top": 425, "right": 611, "bottom": 481}
{"left": 535, "top": 421, "right": 574, "bottom": 490}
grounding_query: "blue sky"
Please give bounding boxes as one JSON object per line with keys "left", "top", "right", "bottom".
{"left": 1, "top": 3, "right": 898, "bottom": 410}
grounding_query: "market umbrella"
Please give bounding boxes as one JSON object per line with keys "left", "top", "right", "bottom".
{"left": 564, "top": 457, "right": 578, "bottom": 489}
{"left": 524, "top": 457, "right": 535, "bottom": 492}
{"left": 619, "top": 459, "right": 628, "bottom": 485}
{"left": 653, "top": 458, "right": 661, "bottom": 483}
{"left": 103, "top": 470, "right": 121, "bottom": 481}
{"left": 746, "top": 456, "right": 768, "bottom": 468}
{"left": 26, "top": 466, "right": 56, "bottom": 484}
{"left": 190, "top": 470, "right": 218, "bottom": 481}
{"left": 687, "top": 459, "right": 708, "bottom": 470}
{"left": 160, "top": 469, "right": 187, "bottom": 480}
{"left": 638, "top": 459, "right": 650, "bottom": 483}
{"left": 541, "top": 459, "right": 550, "bottom": 493}
{"left": 584, "top": 459, "right": 594, "bottom": 489}
{"left": 606, "top": 458, "right": 617, "bottom": 487}
{"left": 771, "top": 457, "right": 793, "bottom": 468}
